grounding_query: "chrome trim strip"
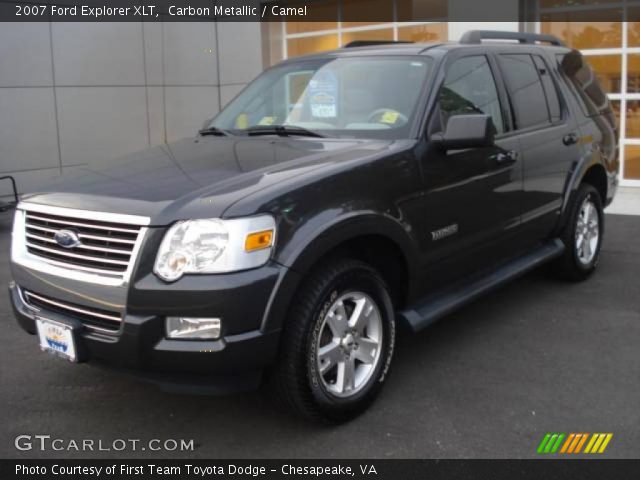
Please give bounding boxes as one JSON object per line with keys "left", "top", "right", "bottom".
{"left": 24, "top": 291, "right": 122, "bottom": 323}
{"left": 25, "top": 233, "right": 132, "bottom": 255}
{"left": 18, "top": 202, "right": 151, "bottom": 226}
{"left": 26, "top": 242, "right": 130, "bottom": 266}
{"left": 20, "top": 255, "right": 123, "bottom": 277}
{"left": 17, "top": 286, "right": 40, "bottom": 314}
{"left": 26, "top": 213, "right": 140, "bottom": 234}
{"left": 77, "top": 232, "right": 136, "bottom": 245}
{"left": 81, "top": 323, "right": 120, "bottom": 335}
{"left": 24, "top": 224, "right": 58, "bottom": 234}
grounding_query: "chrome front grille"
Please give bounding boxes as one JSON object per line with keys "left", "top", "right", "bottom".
{"left": 22, "top": 289, "right": 122, "bottom": 334}
{"left": 16, "top": 204, "right": 149, "bottom": 284}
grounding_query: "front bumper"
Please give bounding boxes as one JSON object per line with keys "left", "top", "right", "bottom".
{"left": 9, "top": 263, "right": 287, "bottom": 393}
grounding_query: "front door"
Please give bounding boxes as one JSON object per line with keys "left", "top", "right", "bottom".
{"left": 417, "top": 53, "right": 523, "bottom": 291}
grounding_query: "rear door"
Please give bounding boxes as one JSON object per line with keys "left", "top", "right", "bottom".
{"left": 417, "top": 51, "right": 523, "bottom": 290}
{"left": 496, "top": 49, "right": 583, "bottom": 243}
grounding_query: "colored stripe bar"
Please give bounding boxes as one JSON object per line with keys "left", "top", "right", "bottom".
{"left": 585, "top": 433, "right": 613, "bottom": 454}
{"left": 545, "top": 434, "right": 559, "bottom": 453}
{"left": 538, "top": 432, "right": 613, "bottom": 454}
{"left": 537, "top": 434, "right": 552, "bottom": 454}
{"left": 567, "top": 434, "right": 582, "bottom": 453}
{"left": 598, "top": 434, "right": 613, "bottom": 453}
{"left": 584, "top": 433, "right": 598, "bottom": 453}
{"left": 574, "top": 433, "right": 589, "bottom": 453}
{"left": 550, "top": 433, "right": 565, "bottom": 453}
{"left": 560, "top": 433, "right": 575, "bottom": 453}
{"left": 591, "top": 434, "right": 606, "bottom": 453}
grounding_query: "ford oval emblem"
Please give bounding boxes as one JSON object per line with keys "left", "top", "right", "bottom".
{"left": 54, "top": 229, "right": 81, "bottom": 249}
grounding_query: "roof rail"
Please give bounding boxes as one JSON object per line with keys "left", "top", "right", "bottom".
{"left": 460, "top": 30, "right": 565, "bottom": 47}
{"left": 342, "top": 40, "right": 413, "bottom": 48}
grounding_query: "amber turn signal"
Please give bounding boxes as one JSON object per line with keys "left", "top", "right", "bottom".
{"left": 245, "top": 229, "right": 274, "bottom": 252}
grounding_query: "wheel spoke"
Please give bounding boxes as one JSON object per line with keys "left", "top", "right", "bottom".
{"left": 326, "top": 302, "right": 348, "bottom": 337}
{"left": 588, "top": 204, "right": 598, "bottom": 225}
{"left": 583, "top": 233, "right": 592, "bottom": 259}
{"left": 583, "top": 202, "right": 591, "bottom": 224}
{"left": 335, "top": 357, "right": 356, "bottom": 394}
{"left": 355, "top": 337, "right": 378, "bottom": 365}
{"left": 318, "top": 342, "right": 342, "bottom": 374}
{"left": 343, "top": 357, "right": 356, "bottom": 392}
{"left": 349, "top": 296, "right": 372, "bottom": 332}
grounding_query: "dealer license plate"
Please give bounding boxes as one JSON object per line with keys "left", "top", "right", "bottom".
{"left": 36, "top": 317, "right": 77, "bottom": 362}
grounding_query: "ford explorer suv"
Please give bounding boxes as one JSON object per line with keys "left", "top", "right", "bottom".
{"left": 9, "top": 31, "right": 618, "bottom": 422}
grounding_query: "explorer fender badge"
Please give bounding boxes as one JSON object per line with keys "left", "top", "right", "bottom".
{"left": 431, "top": 224, "right": 459, "bottom": 241}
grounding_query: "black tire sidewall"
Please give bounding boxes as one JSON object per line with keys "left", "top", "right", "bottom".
{"left": 305, "top": 265, "right": 395, "bottom": 414}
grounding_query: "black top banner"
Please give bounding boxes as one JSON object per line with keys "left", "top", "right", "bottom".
{"left": 2, "top": 0, "right": 639, "bottom": 22}
{"left": 3, "top": 459, "right": 640, "bottom": 480}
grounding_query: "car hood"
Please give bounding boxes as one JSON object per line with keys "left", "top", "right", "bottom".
{"left": 21, "top": 136, "right": 396, "bottom": 224}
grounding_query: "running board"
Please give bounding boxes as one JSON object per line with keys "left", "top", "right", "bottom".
{"left": 398, "top": 239, "right": 565, "bottom": 333}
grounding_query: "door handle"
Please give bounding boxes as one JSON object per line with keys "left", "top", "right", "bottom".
{"left": 495, "top": 150, "right": 518, "bottom": 164}
{"left": 563, "top": 132, "right": 579, "bottom": 146}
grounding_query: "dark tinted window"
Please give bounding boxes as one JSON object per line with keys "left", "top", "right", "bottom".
{"left": 557, "top": 51, "right": 610, "bottom": 117}
{"left": 499, "top": 54, "right": 549, "bottom": 129}
{"left": 533, "top": 55, "right": 562, "bottom": 123}
{"left": 439, "top": 55, "right": 504, "bottom": 134}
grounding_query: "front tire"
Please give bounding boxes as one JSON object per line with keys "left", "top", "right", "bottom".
{"left": 553, "top": 183, "right": 604, "bottom": 281}
{"left": 269, "top": 259, "right": 396, "bottom": 423}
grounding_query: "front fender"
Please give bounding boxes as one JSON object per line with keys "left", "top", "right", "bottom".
{"left": 278, "top": 211, "right": 418, "bottom": 273}
{"left": 260, "top": 212, "right": 420, "bottom": 333}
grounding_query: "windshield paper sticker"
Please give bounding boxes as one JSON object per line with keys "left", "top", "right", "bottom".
{"left": 380, "top": 111, "right": 400, "bottom": 124}
{"left": 258, "top": 116, "right": 277, "bottom": 125}
{"left": 308, "top": 71, "right": 338, "bottom": 118}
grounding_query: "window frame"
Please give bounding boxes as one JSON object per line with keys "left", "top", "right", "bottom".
{"left": 532, "top": 54, "right": 564, "bottom": 124}
{"left": 430, "top": 51, "right": 513, "bottom": 139}
{"left": 496, "top": 52, "right": 563, "bottom": 132}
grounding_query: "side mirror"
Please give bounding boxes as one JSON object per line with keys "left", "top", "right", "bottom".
{"left": 431, "top": 114, "right": 494, "bottom": 150}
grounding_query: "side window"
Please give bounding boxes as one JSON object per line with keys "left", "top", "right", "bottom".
{"left": 533, "top": 55, "right": 562, "bottom": 123}
{"left": 557, "top": 52, "right": 610, "bottom": 117}
{"left": 439, "top": 55, "right": 504, "bottom": 135}
{"left": 499, "top": 54, "right": 549, "bottom": 129}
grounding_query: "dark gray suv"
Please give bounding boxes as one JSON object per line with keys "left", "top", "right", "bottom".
{"left": 10, "top": 31, "right": 618, "bottom": 422}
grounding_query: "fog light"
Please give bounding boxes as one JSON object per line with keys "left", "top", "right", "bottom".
{"left": 166, "top": 317, "right": 221, "bottom": 339}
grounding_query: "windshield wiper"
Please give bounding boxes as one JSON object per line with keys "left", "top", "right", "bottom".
{"left": 198, "top": 126, "right": 233, "bottom": 137}
{"left": 245, "top": 125, "right": 325, "bottom": 138}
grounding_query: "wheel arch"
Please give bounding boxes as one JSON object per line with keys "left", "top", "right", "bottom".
{"left": 580, "top": 163, "right": 608, "bottom": 204}
{"left": 558, "top": 156, "right": 608, "bottom": 235}
{"left": 261, "top": 213, "right": 419, "bottom": 333}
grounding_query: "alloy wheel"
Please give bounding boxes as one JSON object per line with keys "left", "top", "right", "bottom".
{"left": 315, "top": 292, "right": 383, "bottom": 398}
{"left": 575, "top": 196, "right": 600, "bottom": 265}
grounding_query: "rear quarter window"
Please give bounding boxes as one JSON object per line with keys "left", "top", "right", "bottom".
{"left": 557, "top": 51, "right": 611, "bottom": 117}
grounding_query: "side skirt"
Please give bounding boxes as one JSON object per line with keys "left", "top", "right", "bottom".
{"left": 398, "top": 239, "right": 565, "bottom": 332}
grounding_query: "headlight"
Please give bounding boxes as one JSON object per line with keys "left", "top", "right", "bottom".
{"left": 154, "top": 215, "right": 276, "bottom": 282}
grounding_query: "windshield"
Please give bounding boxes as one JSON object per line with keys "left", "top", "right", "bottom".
{"left": 209, "top": 56, "right": 433, "bottom": 139}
